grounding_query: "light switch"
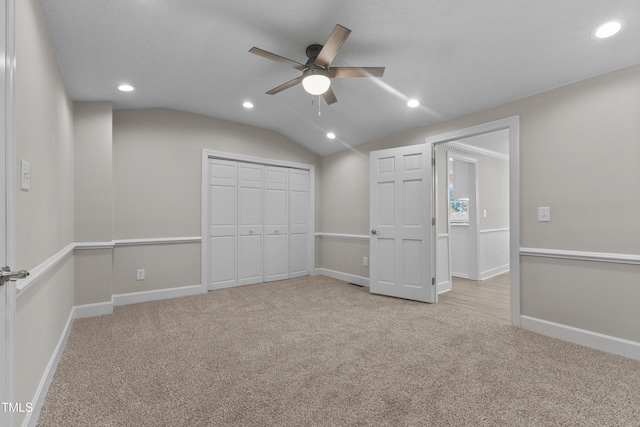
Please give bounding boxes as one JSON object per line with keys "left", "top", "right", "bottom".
{"left": 538, "top": 207, "right": 551, "bottom": 222}
{"left": 21, "top": 160, "right": 30, "bottom": 191}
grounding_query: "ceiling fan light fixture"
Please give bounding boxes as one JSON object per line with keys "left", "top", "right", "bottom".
{"left": 302, "top": 68, "right": 331, "bottom": 95}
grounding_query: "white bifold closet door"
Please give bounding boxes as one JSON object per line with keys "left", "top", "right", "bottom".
{"left": 264, "top": 166, "right": 289, "bottom": 282}
{"left": 208, "top": 160, "right": 309, "bottom": 290}
{"left": 289, "top": 169, "right": 310, "bottom": 278}
{"left": 237, "top": 162, "right": 264, "bottom": 286}
{"left": 208, "top": 159, "right": 238, "bottom": 289}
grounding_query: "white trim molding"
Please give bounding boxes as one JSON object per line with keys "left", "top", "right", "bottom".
{"left": 16, "top": 243, "right": 75, "bottom": 296}
{"left": 74, "top": 301, "right": 114, "bottom": 318}
{"left": 520, "top": 247, "right": 640, "bottom": 265}
{"left": 316, "top": 268, "right": 369, "bottom": 287}
{"left": 112, "top": 284, "right": 203, "bottom": 306}
{"left": 442, "top": 141, "right": 509, "bottom": 161}
{"left": 74, "top": 241, "right": 114, "bottom": 250}
{"left": 315, "top": 232, "right": 369, "bottom": 240}
{"left": 521, "top": 315, "right": 640, "bottom": 361}
{"left": 23, "top": 309, "right": 74, "bottom": 427}
{"left": 113, "top": 236, "right": 201, "bottom": 247}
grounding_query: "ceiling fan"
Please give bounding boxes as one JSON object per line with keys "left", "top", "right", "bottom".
{"left": 249, "top": 24, "right": 385, "bottom": 105}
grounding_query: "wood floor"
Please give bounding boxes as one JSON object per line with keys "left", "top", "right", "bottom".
{"left": 438, "top": 273, "right": 510, "bottom": 325}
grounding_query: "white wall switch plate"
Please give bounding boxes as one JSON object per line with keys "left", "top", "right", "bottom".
{"left": 21, "top": 160, "right": 31, "bottom": 191}
{"left": 538, "top": 207, "right": 551, "bottom": 222}
{"left": 136, "top": 269, "right": 145, "bottom": 281}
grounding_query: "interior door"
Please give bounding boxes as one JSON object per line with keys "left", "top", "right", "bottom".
{"left": 369, "top": 144, "right": 435, "bottom": 303}
{"left": 264, "top": 166, "right": 288, "bottom": 282}
{"left": 208, "top": 159, "right": 237, "bottom": 289}
{"left": 288, "top": 169, "right": 309, "bottom": 278}
{"left": 1, "top": 0, "right": 14, "bottom": 422}
{"left": 237, "top": 162, "right": 264, "bottom": 286}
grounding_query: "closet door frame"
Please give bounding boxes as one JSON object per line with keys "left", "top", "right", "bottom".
{"left": 201, "top": 149, "right": 315, "bottom": 293}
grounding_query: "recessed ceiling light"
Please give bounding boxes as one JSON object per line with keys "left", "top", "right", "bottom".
{"left": 326, "top": 132, "right": 336, "bottom": 139}
{"left": 407, "top": 99, "right": 420, "bottom": 108}
{"left": 593, "top": 20, "right": 623, "bottom": 39}
{"left": 242, "top": 101, "right": 254, "bottom": 109}
{"left": 118, "top": 84, "right": 134, "bottom": 92}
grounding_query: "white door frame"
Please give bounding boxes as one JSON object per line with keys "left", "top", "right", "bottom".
{"left": 201, "top": 149, "right": 315, "bottom": 293}
{"left": 1, "top": 0, "right": 17, "bottom": 424}
{"left": 426, "top": 116, "right": 520, "bottom": 326}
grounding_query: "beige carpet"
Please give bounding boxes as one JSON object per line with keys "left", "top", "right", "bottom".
{"left": 38, "top": 276, "right": 640, "bottom": 426}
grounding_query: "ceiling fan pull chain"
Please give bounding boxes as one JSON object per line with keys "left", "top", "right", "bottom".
{"left": 318, "top": 95, "right": 322, "bottom": 117}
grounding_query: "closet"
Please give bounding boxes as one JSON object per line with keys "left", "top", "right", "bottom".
{"left": 207, "top": 158, "right": 310, "bottom": 290}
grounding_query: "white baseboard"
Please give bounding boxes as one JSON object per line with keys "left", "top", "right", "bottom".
{"left": 480, "top": 264, "right": 510, "bottom": 280}
{"left": 437, "top": 281, "right": 452, "bottom": 294}
{"left": 24, "top": 309, "right": 74, "bottom": 427}
{"left": 112, "top": 284, "right": 204, "bottom": 306}
{"left": 520, "top": 315, "right": 640, "bottom": 361}
{"left": 316, "top": 268, "right": 369, "bottom": 287}
{"left": 74, "top": 301, "right": 113, "bottom": 319}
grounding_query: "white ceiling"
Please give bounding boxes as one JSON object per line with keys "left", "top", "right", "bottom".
{"left": 39, "top": 0, "right": 640, "bottom": 157}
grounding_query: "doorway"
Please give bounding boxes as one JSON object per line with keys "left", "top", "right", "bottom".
{"left": 427, "top": 116, "right": 520, "bottom": 325}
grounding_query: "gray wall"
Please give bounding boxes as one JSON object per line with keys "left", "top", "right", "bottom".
{"left": 109, "top": 108, "right": 320, "bottom": 295}
{"left": 74, "top": 102, "right": 113, "bottom": 305}
{"left": 318, "top": 64, "right": 640, "bottom": 342}
{"left": 14, "top": 1, "right": 75, "bottom": 425}
{"left": 477, "top": 156, "right": 509, "bottom": 231}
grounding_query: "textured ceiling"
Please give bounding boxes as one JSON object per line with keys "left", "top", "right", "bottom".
{"left": 39, "top": 0, "right": 640, "bottom": 156}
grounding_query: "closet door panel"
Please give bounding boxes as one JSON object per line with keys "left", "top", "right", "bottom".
{"left": 264, "top": 166, "right": 289, "bottom": 282}
{"left": 289, "top": 169, "right": 310, "bottom": 277}
{"left": 208, "top": 159, "right": 237, "bottom": 289}
{"left": 238, "top": 163, "right": 264, "bottom": 286}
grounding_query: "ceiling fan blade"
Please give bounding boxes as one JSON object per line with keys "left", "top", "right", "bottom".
{"left": 315, "top": 24, "right": 351, "bottom": 68}
{"left": 266, "top": 76, "right": 304, "bottom": 95}
{"left": 322, "top": 86, "right": 337, "bottom": 105}
{"left": 330, "top": 67, "right": 385, "bottom": 78}
{"left": 249, "top": 47, "right": 306, "bottom": 71}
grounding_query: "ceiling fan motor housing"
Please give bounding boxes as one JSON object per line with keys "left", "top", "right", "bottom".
{"left": 305, "top": 44, "right": 325, "bottom": 64}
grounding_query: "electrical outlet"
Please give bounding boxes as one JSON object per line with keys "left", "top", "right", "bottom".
{"left": 363, "top": 256, "right": 368, "bottom": 266}
{"left": 136, "top": 269, "right": 145, "bottom": 281}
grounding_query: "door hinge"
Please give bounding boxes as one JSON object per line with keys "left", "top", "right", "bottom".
{"left": 432, "top": 277, "right": 435, "bottom": 286}
{"left": 432, "top": 218, "right": 436, "bottom": 226}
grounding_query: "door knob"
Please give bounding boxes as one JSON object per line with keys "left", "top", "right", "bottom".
{"left": 1, "top": 266, "right": 30, "bottom": 285}
{"left": 371, "top": 229, "right": 377, "bottom": 235}
{"left": 249, "top": 229, "right": 254, "bottom": 234}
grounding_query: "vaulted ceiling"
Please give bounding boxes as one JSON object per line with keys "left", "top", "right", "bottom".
{"left": 39, "top": 0, "right": 640, "bottom": 156}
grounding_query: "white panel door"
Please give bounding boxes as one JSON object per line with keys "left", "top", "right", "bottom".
{"left": 264, "top": 166, "right": 289, "bottom": 282}
{"left": 370, "top": 145, "right": 435, "bottom": 303}
{"left": 237, "top": 162, "right": 264, "bottom": 286}
{"left": 208, "top": 159, "right": 237, "bottom": 289}
{"left": 1, "top": 2, "right": 14, "bottom": 423}
{"left": 289, "top": 169, "right": 309, "bottom": 278}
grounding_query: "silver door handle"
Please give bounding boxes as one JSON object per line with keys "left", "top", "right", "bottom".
{"left": 249, "top": 229, "right": 254, "bottom": 234}
{"left": 1, "top": 266, "right": 30, "bottom": 285}
{"left": 371, "top": 229, "right": 377, "bottom": 235}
